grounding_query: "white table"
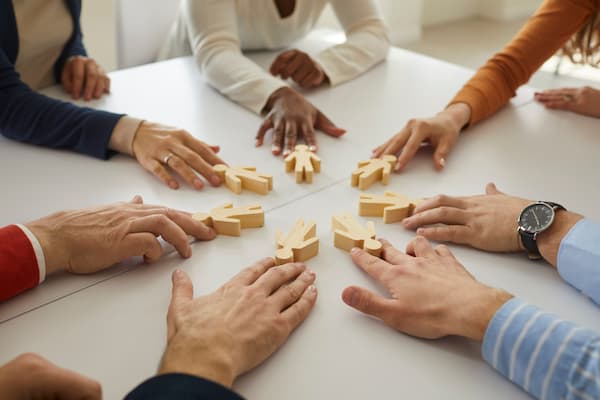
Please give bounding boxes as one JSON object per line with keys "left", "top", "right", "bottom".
{"left": 1, "top": 37, "right": 599, "bottom": 400}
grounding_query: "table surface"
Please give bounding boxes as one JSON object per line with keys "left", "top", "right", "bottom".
{"left": 1, "top": 35, "right": 599, "bottom": 399}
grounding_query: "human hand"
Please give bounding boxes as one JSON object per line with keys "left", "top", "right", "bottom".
{"left": 128, "top": 121, "right": 226, "bottom": 190}
{"left": 257, "top": 87, "right": 346, "bottom": 156}
{"left": 25, "top": 196, "right": 216, "bottom": 277}
{"left": 535, "top": 86, "right": 600, "bottom": 117}
{"left": 342, "top": 238, "right": 512, "bottom": 340}
{"left": 372, "top": 103, "right": 471, "bottom": 171}
{"left": 402, "top": 183, "right": 529, "bottom": 252}
{"left": 270, "top": 49, "right": 327, "bottom": 89}
{"left": 159, "top": 259, "right": 318, "bottom": 387}
{"left": 0, "top": 353, "right": 101, "bottom": 400}
{"left": 61, "top": 56, "right": 110, "bottom": 101}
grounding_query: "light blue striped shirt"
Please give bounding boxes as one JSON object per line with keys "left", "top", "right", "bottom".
{"left": 482, "top": 219, "right": 600, "bottom": 399}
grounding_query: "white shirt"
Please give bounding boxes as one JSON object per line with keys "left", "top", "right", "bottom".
{"left": 159, "top": 0, "right": 390, "bottom": 114}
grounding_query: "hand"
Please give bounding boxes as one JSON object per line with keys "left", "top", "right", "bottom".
{"left": 61, "top": 56, "right": 110, "bottom": 101}
{"left": 270, "top": 49, "right": 327, "bottom": 89}
{"left": 129, "top": 121, "right": 226, "bottom": 190}
{"left": 0, "top": 353, "right": 101, "bottom": 400}
{"left": 159, "top": 260, "right": 318, "bottom": 387}
{"left": 402, "top": 183, "right": 530, "bottom": 253}
{"left": 535, "top": 86, "right": 600, "bottom": 117}
{"left": 25, "top": 196, "right": 216, "bottom": 277}
{"left": 342, "top": 238, "right": 513, "bottom": 340}
{"left": 372, "top": 103, "right": 471, "bottom": 171}
{"left": 256, "top": 87, "right": 346, "bottom": 156}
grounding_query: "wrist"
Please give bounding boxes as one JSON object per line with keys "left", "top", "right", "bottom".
{"left": 453, "top": 286, "right": 513, "bottom": 341}
{"left": 537, "top": 211, "right": 583, "bottom": 268}
{"left": 108, "top": 116, "right": 144, "bottom": 156}
{"left": 24, "top": 219, "right": 66, "bottom": 277}
{"left": 442, "top": 103, "right": 472, "bottom": 131}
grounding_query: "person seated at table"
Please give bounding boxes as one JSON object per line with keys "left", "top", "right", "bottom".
{"left": 1, "top": 0, "right": 225, "bottom": 190}
{"left": 0, "top": 259, "right": 317, "bottom": 399}
{"left": 344, "top": 236, "right": 600, "bottom": 400}
{"left": 0, "top": 195, "right": 216, "bottom": 302}
{"left": 159, "top": 0, "right": 390, "bottom": 157}
{"left": 374, "top": 0, "right": 600, "bottom": 172}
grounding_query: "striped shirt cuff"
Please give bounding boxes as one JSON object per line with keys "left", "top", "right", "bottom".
{"left": 15, "top": 224, "right": 46, "bottom": 284}
{"left": 482, "top": 298, "right": 599, "bottom": 400}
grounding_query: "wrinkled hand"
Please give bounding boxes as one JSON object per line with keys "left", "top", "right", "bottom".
{"left": 373, "top": 103, "right": 471, "bottom": 171}
{"left": 25, "top": 196, "right": 216, "bottom": 276}
{"left": 0, "top": 353, "right": 101, "bottom": 400}
{"left": 159, "top": 260, "right": 318, "bottom": 387}
{"left": 61, "top": 56, "right": 110, "bottom": 101}
{"left": 342, "top": 238, "right": 512, "bottom": 340}
{"left": 131, "top": 122, "right": 226, "bottom": 190}
{"left": 535, "top": 86, "right": 600, "bottom": 118}
{"left": 270, "top": 49, "right": 327, "bottom": 89}
{"left": 402, "top": 183, "right": 530, "bottom": 252}
{"left": 257, "top": 87, "right": 346, "bottom": 156}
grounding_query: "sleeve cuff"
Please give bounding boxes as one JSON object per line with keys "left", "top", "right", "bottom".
{"left": 124, "top": 373, "right": 244, "bottom": 400}
{"left": 16, "top": 224, "right": 46, "bottom": 284}
{"left": 108, "top": 116, "right": 144, "bottom": 156}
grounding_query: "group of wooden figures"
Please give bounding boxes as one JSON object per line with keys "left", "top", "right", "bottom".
{"left": 193, "top": 145, "right": 419, "bottom": 265}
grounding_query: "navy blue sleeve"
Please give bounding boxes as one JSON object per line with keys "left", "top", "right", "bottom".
{"left": 124, "top": 374, "right": 245, "bottom": 400}
{"left": 0, "top": 48, "right": 123, "bottom": 159}
{"left": 54, "top": 0, "right": 87, "bottom": 83}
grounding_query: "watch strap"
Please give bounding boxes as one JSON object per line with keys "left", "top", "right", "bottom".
{"left": 519, "top": 201, "right": 566, "bottom": 260}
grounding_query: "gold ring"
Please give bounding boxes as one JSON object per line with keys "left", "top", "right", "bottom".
{"left": 163, "top": 153, "right": 174, "bottom": 165}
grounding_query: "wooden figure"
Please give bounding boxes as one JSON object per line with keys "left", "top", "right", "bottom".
{"left": 285, "top": 145, "right": 321, "bottom": 183}
{"left": 331, "top": 213, "right": 382, "bottom": 257}
{"left": 193, "top": 203, "right": 264, "bottom": 236}
{"left": 275, "top": 219, "right": 319, "bottom": 265}
{"left": 359, "top": 191, "right": 419, "bottom": 223}
{"left": 213, "top": 164, "right": 273, "bottom": 195}
{"left": 351, "top": 155, "right": 397, "bottom": 190}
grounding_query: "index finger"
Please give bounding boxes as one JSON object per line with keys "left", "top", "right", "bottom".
{"left": 184, "top": 136, "right": 226, "bottom": 166}
{"left": 350, "top": 247, "right": 391, "bottom": 282}
{"left": 230, "top": 258, "right": 277, "bottom": 287}
{"left": 270, "top": 50, "right": 296, "bottom": 75}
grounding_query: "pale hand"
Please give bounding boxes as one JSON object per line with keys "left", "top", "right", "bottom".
{"left": 61, "top": 56, "right": 110, "bottom": 101}
{"left": 256, "top": 87, "right": 346, "bottom": 157}
{"left": 373, "top": 103, "right": 471, "bottom": 171}
{"left": 25, "top": 196, "right": 216, "bottom": 277}
{"left": 270, "top": 49, "right": 327, "bottom": 89}
{"left": 0, "top": 353, "right": 102, "bottom": 400}
{"left": 343, "top": 238, "right": 513, "bottom": 340}
{"left": 159, "top": 259, "right": 318, "bottom": 387}
{"left": 535, "top": 86, "right": 600, "bottom": 118}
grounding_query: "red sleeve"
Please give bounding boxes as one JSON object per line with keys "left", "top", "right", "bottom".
{"left": 0, "top": 225, "right": 40, "bottom": 302}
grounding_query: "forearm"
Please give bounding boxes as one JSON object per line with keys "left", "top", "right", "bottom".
{"left": 483, "top": 298, "right": 600, "bottom": 400}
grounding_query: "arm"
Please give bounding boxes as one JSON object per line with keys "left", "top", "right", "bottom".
{"left": 182, "top": 0, "right": 286, "bottom": 114}
{"left": 450, "top": 0, "right": 596, "bottom": 125}
{"left": 317, "top": 0, "right": 390, "bottom": 86}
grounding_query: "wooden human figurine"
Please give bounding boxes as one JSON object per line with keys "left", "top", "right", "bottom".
{"left": 331, "top": 213, "right": 382, "bottom": 257}
{"left": 275, "top": 219, "right": 319, "bottom": 265}
{"left": 213, "top": 164, "right": 273, "bottom": 195}
{"left": 193, "top": 203, "right": 264, "bottom": 236}
{"left": 359, "top": 191, "right": 420, "bottom": 223}
{"left": 285, "top": 145, "right": 321, "bottom": 183}
{"left": 351, "top": 155, "right": 396, "bottom": 190}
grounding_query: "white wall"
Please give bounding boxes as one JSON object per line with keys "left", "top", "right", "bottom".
{"left": 422, "top": 0, "right": 479, "bottom": 26}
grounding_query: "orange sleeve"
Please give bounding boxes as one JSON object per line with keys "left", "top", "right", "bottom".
{"left": 449, "top": 0, "right": 597, "bottom": 126}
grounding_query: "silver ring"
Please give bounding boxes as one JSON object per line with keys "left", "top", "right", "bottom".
{"left": 162, "top": 153, "right": 174, "bottom": 165}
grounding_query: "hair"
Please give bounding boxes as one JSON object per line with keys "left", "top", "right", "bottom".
{"left": 561, "top": 11, "right": 600, "bottom": 67}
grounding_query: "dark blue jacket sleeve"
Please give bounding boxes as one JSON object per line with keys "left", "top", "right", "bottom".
{"left": 124, "top": 374, "right": 245, "bottom": 400}
{"left": 0, "top": 48, "right": 123, "bottom": 159}
{"left": 54, "top": 0, "right": 87, "bottom": 83}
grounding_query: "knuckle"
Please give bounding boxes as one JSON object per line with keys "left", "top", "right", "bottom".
{"left": 285, "top": 284, "right": 301, "bottom": 302}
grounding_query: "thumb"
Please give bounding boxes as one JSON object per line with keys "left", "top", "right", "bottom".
{"left": 342, "top": 286, "right": 391, "bottom": 320}
{"left": 167, "top": 269, "right": 194, "bottom": 340}
{"left": 485, "top": 182, "right": 503, "bottom": 195}
{"left": 315, "top": 111, "right": 346, "bottom": 137}
{"left": 130, "top": 195, "right": 144, "bottom": 204}
{"left": 433, "top": 139, "right": 452, "bottom": 171}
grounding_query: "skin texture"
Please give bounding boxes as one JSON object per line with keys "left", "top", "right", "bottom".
{"left": 535, "top": 86, "right": 600, "bottom": 118}
{"left": 159, "top": 260, "right": 318, "bottom": 387}
{"left": 373, "top": 103, "right": 471, "bottom": 171}
{"left": 257, "top": 87, "right": 346, "bottom": 157}
{"left": 25, "top": 196, "right": 216, "bottom": 276}
{"left": 129, "top": 122, "right": 226, "bottom": 190}
{"left": 0, "top": 353, "right": 102, "bottom": 400}
{"left": 402, "top": 183, "right": 583, "bottom": 266}
{"left": 343, "top": 238, "right": 513, "bottom": 341}
{"left": 270, "top": 49, "right": 328, "bottom": 89}
{"left": 61, "top": 56, "right": 110, "bottom": 101}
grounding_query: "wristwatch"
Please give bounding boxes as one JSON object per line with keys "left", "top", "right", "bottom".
{"left": 517, "top": 201, "right": 566, "bottom": 260}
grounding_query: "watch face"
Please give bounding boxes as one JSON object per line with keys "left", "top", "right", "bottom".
{"left": 519, "top": 203, "right": 554, "bottom": 233}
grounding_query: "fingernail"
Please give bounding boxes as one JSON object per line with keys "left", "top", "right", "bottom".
{"left": 308, "top": 285, "right": 317, "bottom": 294}
{"left": 402, "top": 218, "right": 411, "bottom": 226}
{"left": 283, "top": 149, "right": 291, "bottom": 157}
{"left": 307, "top": 268, "right": 316, "bottom": 277}
{"left": 350, "top": 247, "right": 361, "bottom": 254}
{"left": 439, "top": 158, "right": 446, "bottom": 168}
{"left": 174, "top": 269, "right": 183, "bottom": 279}
{"left": 209, "top": 174, "right": 221, "bottom": 186}
{"left": 168, "top": 180, "right": 179, "bottom": 190}
{"left": 272, "top": 146, "right": 281, "bottom": 155}
{"left": 309, "top": 145, "right": 317, "bottom": 152}
{"left": 193, "top": 178, "right": 204, "bottom": 189}
{"left": 255, "top": 140, "right": 262, "bottom": 147}
{"left": 416, "top": 228, "right": 424, "bottom": 235}
{"left": 346, "top": 289, "right": 358, "bottom": 306}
